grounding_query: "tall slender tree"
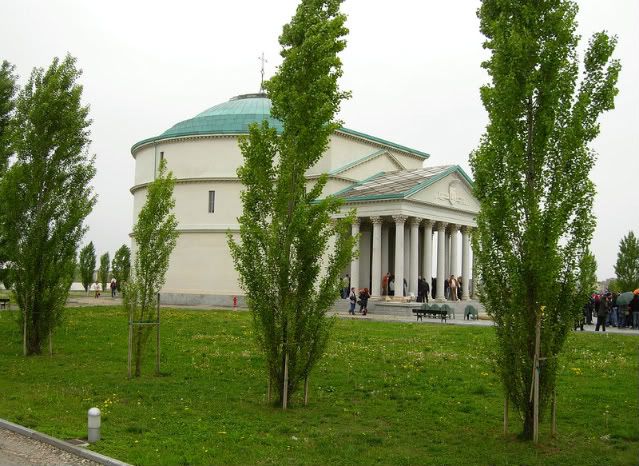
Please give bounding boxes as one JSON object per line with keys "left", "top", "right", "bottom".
{"left": 228, "top": 0, "right": 356, "bottom": 408}
{"left": 79, "top": 242, "right": 96, "bottom": 293}
{"left": 614, "top": 231, "right": 639, "bottom": 292}
{"left": 125, "top": 158, "right": 177, "bottom": 377}
{"left": 0, "top": 60, "right": 17, "bottom": 174}
{"left": 0, "top": 55, "right": 96, "bottom": 355}
{"left": 99, "top": 252, "right": 110, "bottom": 290}
{"left": 471, "top": 0, "right": 620, "bottom": 438}
{"left": 112, "top": 244, "right": 131, "bottom": 291}
{"left": 0, "top": 60, "right": 18, "bottom": 289}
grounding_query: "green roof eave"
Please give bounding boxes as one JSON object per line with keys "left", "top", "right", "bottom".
{"left": 132, "top": 125, "right": 431, "bottom": 158}
{"left": 328, "top": 149, "right": 388, "bottom": 176}
{"left": 336, "top": 128, "right": 430, "bottom": 159}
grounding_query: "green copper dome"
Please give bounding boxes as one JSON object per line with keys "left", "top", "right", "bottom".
{"left": 131, "top": 93, "right": 429, "bottom": 159}
{"left": 131, "top": 93, "right": 281, "bottom": 152}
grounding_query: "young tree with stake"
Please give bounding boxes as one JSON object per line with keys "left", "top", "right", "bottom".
{"left": 471, "top": 0, "right": 620, "bottom": 439}
{"left": 228, "top": 0, "right": 356, "bottom": 408}
{"left": 125, "top": 158, "right": 178, "bottom": 377}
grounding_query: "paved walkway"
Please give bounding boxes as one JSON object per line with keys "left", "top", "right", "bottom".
{"left": 0, "top": 428, "right": 99, "bottom": 466}
{"left": 61, "top": 295, "right": 639, "bottom": 336}
{"left": 330, "top": 310, "right": 639, "bottom": 335}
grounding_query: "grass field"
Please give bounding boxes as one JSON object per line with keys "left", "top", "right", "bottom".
{"left": 0, "top": 307, "right": 637, "bottom": 465}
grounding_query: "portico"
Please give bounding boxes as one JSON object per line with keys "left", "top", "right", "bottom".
{"left": 336, "top": 165, "right": 479, "bottom": 301}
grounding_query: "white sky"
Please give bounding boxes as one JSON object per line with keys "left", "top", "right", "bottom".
{"left": 1, "top": 0, "right": 637, "bottom": 280}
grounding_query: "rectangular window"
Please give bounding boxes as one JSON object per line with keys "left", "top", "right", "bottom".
{"left": 160, "top": 152, "right": 164, "bottom": 162}
{"left": 208, "top": 190, "right": 215, "bottom": 213}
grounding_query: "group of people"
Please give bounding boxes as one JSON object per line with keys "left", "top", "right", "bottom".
{"left": 92, "top": 278, "right": 118, "bottom": 298}
{"left": 576, "top": 291, "right": 639, "bottom": 332}
{"left": 340, "top": 272, "right": 467, "bottom": 303}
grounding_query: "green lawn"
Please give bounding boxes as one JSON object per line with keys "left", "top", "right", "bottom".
{"left": 0, "top": 307, "right": 637, "bottom": 465}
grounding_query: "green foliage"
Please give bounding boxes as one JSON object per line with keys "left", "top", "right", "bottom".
{"left": 0, "top": 60, "right": 18, "bottom": 289}
{"left": 577, "top": 250, "right": 598, "bottom": 298}
{"left": 125, "top": 158, "right": 178, "bottom": 376}
{"left": 471, "top": 0, "right": 620, "bottom": 438}
{"left": 99, "top": 252, "right": 110, "bottom": 290}
{"left": 228, "top": 0, "right": 355, "bottom": 407}
{"left": 0, "top": 54, "right": 96, "bottom": 355}
{"left": 0, "top": 307, "right": 637, "bottom": 465}
{"left": 0, "top": 60, "right": 18, "bottom": 175}
{"left": 79, "top": 242, "right": 96, "bottom": 292}
{"left": 613, "top": 231, "right": 639, "bottom": 292}
{"left": 112, "top": 244, "right": 131, "bottom": 291}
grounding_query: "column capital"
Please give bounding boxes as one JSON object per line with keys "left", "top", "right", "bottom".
{"left": 435, "top": 221, "right": 448, "bottom": 231}
{"left": 448, "top": 223, "right": 460, "bottom": 232}
{"left": 422, "top": 219, "right": 434, "bottom": 228}
{"left": 370, "top": 216, "right": 384, "bottom": 225}
{"left": 352, "top": 217, "right": 361, "bottom": 226}
{"left": 392, "top": 214, "right": 408, "bottom": 224}
{"left": 409, "top": 217, "right": 422, "bottom": 227}
{"left": 460, "top": 225, "right": 471, "bottom": 234}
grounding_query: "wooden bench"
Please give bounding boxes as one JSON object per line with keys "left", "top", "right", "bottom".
{"left": 413, "top": 305, "right": 447, "bottom": 322}
{"left": 0, "top": 297, "right": 9, "bottom": 310}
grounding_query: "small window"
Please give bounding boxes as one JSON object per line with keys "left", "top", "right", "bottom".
{"left": 160, "top": 152, "right": 164, "bottom": 162}
{"left": 208, "top": 190, "right": 216, "bottom": 213}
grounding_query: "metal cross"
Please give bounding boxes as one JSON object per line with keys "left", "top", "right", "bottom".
{"left": 258, "top": 52, "right": 268, "bottom": 92}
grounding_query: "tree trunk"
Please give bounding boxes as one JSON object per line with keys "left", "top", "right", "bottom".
{"left": 522, "top": 403, "right": 535, "bottom": 440}
{"left": 134, "top": 326, "right": 143, "bottom": 377}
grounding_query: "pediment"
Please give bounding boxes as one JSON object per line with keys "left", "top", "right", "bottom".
{"left": 331, "top": 149, "right": 405, "bottom": 181}
{"left": 408, "top": 171, "right": 479, "bottom": 213}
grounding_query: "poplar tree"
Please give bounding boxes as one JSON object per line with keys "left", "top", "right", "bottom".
{"left": 79, "top": 242, "right": 96, "bottom": 293}
{"left": 471, "top": 0, "right": 620, "bottom": 438}
{"left": 0, "top": 60, "right": 17, "bottom": 174}
{"left": 98, "top": 252, "right": 110, "bottom": 290}
{"left": 228, "top": 0, "right": 356, "bottom": 407}
{"left": 0, "top": 55, "right": 96, "bottom": 355}
{"left": 0, "top": 60, "right": 18, "bottom": 288}
{"left": 125, "top": 158, "right": 178, "bottom": 377}
{"left": 112, "top": 244, "right": 131, "bottom": 291}
{"left": 614, "top": 231, "right": 639, "bottom": 292}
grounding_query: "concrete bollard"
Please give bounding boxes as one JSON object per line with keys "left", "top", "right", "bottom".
{"left": 87, "top": 407, "right": 101, "bottom": 443}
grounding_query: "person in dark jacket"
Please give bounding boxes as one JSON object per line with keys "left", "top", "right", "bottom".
{"left": 358, "top": 288, "right": 370, "bottom": 315}
{"left": 630, "top": 294, "right": 639, "bottom": 330}
{"left": 595, "top": 293, "right": 611, "bottom": 332}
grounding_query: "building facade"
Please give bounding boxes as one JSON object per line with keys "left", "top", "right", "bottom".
{"left": 131, "top": 93, "right": 479, "bottom": 306}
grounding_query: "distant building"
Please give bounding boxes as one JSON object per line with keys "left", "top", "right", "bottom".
{"left": 131, "top": 93, "right": 479, "bottom": 305}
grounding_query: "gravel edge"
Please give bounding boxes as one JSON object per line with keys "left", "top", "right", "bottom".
{"left": 0, "top": 419, "right": 131, "bottom": 466}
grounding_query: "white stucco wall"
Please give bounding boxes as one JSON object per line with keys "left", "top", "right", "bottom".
{"left": 131, "top": 127, "right": 442, "bottom": 301}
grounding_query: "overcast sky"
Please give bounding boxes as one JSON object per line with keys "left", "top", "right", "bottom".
{"left": 2, "top": 0, "right": 637, "bottom": 280}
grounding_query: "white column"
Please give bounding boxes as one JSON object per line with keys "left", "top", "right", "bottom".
{"left": 422, "top": 220, "right": 433, "bottom": 297}
{"left": 381, "top": 223, "right": 389, "bottom": 280}
{"left": 445, "top": 229, "right": 451, "bottom": 280}
{"left": 462, "top": 226, "right": 471, "bottom": 300}
{"left": 436, "top": 222, "right": 447, "bottom": 301}
{"left": 371, "top": 216, "right": 383, "bottom": 297}
{"left": 403, "top": 225, "right": 410, "bottom": 284}
{"left": 409, "top": 218, "right": 420, "bottom": 296}
{"left": 350, "top": 218, "right": 360, "bottom": 291}
{"left": 450, "top": 224, "right": 460, "bottom": 278}
{"left": 422, "top": 220, "right": 434, "bottom": 279}
{"left": 393, "top": 215, "right": 407, "bottom": 297}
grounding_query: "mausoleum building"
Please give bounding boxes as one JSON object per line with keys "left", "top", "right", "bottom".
{"left": 131, "top": 93, "right": 479, "bottom": 306}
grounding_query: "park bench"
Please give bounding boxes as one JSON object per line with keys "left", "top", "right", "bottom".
{"left": 464, "top": 304, "right": 478, "bottom": 320}
{"left": 0, "top": 297, "right": 9, "bottom": 310}
{"left": 412, "top": 303, "right": 447, "bottom": 322}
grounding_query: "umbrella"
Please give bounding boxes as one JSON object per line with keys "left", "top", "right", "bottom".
{"left": 616, "top": 292, "right": 635, "bottom": 307}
